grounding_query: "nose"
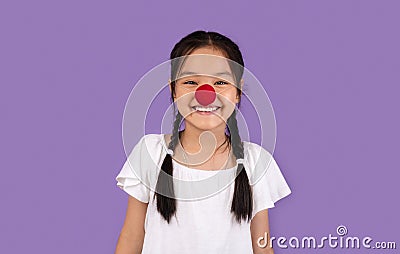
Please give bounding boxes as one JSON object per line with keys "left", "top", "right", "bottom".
{"left": 195, "top": 84, "right": 216, "bottom": 106}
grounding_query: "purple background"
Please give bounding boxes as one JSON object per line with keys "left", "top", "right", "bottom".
{"left": 1, "top": 1, "right": 399, "bottom": 253}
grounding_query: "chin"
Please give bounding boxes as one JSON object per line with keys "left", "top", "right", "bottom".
{"left": 187, "top": 119, "right": 226, "bottom": 132}
{"left": 196, "top": 124, "right": 224, "bottom": 131}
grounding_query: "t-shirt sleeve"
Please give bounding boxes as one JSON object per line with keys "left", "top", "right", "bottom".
{"left": 115, "top": 136, "right": 151, "bottom": 203}
{"left": 251, "top": 153, "right": 292, "bottom": 219}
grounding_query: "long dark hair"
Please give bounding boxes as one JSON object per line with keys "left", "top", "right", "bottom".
{"left": 153, "top": 30, "right": 252, "bottom": 224}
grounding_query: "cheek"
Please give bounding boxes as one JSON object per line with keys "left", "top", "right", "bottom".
{"left": 175, "top": 92, "right": 195, "bottom": 117}
{"left": 218, "top": 93, "right": 237, "bottom": 120}
{"left": 219, "top": 90, "right": 238, "bottom": 106}
{"left": 218, "top": 86, "right": 238, "bottom": 100}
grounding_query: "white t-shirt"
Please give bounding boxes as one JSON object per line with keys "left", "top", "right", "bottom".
{"left": 115, "top": 134, "right": 292, "bottom": 254}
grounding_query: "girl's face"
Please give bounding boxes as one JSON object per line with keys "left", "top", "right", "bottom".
{"left": 170, "top": 47, "right": 242, "bottom": 132}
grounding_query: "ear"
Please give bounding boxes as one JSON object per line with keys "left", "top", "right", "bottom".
{"left": 168, "top": 79, "right": 172, "bottom": 93}
{"left": 235, "top": 79, "right": 244, "bottom": 104}
{"left": 168, "top": 79, "right": 176, "bottom": 101}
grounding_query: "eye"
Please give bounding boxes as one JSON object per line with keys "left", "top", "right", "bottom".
{"left": 183, "top": 80, "right": 197, "bottom": 85}
{"left": 215, "top": 80, "right": 229, "bottom": 85}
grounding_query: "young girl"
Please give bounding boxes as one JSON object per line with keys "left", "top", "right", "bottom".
{"left": 115, "top": 31, "right": 291, "bottom": 254}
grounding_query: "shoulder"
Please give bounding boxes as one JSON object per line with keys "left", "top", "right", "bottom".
{"left": 126, "top": 134, "right": 170, "bottom": 181}
{"left": 137, "top": 133, "right": 164, "bottom": 143}
{"left": 125, "top": 134, "right": 168, "bottom": 165}
{"left": 242, "top": 141, "right": 275, "bottom": 185}
{"left": 242, "top": 140, "right": 274, "bottom": 164}
{"left": 135, "top": 133, "right": 169, "bottom": 151}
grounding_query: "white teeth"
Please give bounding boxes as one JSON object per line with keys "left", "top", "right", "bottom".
{"left": 194, "top": 106, "right": 219, "bottom": 112}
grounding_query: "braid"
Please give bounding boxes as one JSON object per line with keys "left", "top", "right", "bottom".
{"left": 227, "top": 109, "right": 253, "bottom": 223}
{"left": 154, "top": 110, "right": 182, "bottom": 223}
{"left": 227, "top": 110, "right": 244, "bottom": 160}
{"left": 169, "top": 111, "right": 183, "bottom": 150}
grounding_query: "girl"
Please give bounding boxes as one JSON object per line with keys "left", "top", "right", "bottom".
{"left": 115, "top": 30, "right": 291, "bottom": 254}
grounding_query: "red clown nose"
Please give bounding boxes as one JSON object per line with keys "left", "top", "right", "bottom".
{"left": 195, "top": 84, "right": 216, "bottom": 106}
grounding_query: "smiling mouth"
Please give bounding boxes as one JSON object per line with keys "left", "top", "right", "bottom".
{"left": 191, "top": 106, "right": 221, "bottom": 112}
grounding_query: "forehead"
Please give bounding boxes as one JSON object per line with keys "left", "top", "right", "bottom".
{"left": 177, "top": 54, "right": 234, "bottom": 81}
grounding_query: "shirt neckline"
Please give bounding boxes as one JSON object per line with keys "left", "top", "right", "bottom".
{"left": 161, "top": 134, "right": 238, "bottom": 173}
{"left": 172, "top": 159, "right": 238, "bottom": 173}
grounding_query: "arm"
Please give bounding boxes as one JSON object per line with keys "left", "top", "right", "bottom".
{"left": 115, "top": 196, "right": 149, "bottom": 254}
{"left": 250, "top": 209, "right": 274, "bottom": 254}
